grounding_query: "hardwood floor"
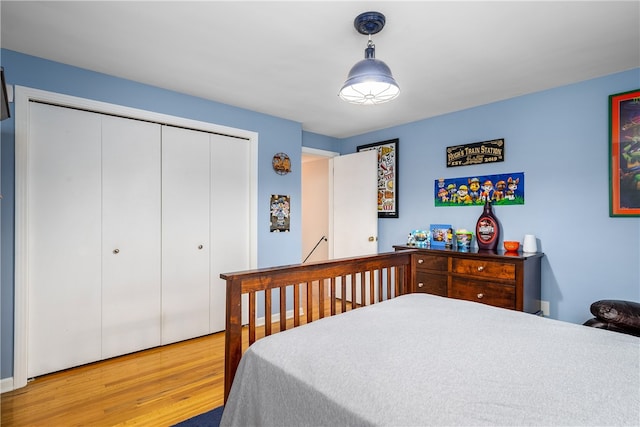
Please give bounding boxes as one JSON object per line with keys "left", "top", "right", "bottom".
{"left": 1, "top": 288, "right": 346, "bottom": 426}
{"left": 1, "top": 332, "right": 226, "bottom": 426}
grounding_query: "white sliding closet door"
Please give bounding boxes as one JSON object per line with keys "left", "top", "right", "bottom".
{"left": 161, "top": 126, "right": 211, "bottom": 344}
{"left": 101, "top": 116, "right": 162, "bottom": 358}
{"left": 209, "top": 134, "right": 251, "bottom": 332}
{"left": 19, "top": 88, "right": 256, "bottom": 384}
{"left": 28, "top": 103, "right": 102, "bottom": 377}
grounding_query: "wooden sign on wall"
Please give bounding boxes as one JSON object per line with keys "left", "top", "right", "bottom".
{"left": 446, "top": 138, "right": 504, "bottom": 167}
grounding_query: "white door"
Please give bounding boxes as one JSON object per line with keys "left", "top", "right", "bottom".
{"left": 101, "top": 116, "right": 162, "bottom": 358}
{"left": 161, "top": 126, "right": 211, "bottom": 344}
{"left": 331, "top": 150, "right": 378, "bottom": 258}
{"left": 209, "top": 134, "right": 251, "bottom": 332}
{"left": 331, "top": 150, "right": 379, "bottom": 304}
{"left": 27, "top": 103, "right": 103, "bottom": 377}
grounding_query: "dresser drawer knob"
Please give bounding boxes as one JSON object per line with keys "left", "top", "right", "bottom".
{"left": 418, "top": 282, "right": 424, "bottom": 288}
{"left": 477, "top": 293, "right": 484, "bottom": 299}
{"left": 418, "top": 259, "right": 424, "bottom": 264}
{"left": 477, "top": 266, "right": 484, "bottom": 272}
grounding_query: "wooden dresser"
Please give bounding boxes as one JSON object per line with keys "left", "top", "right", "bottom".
{"left": 393, "top": 245, "right": 544, "bottom": 313}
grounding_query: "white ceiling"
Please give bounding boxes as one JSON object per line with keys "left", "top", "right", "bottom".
{"left": 2, "top": 1, "right": 639, "bottom": 138}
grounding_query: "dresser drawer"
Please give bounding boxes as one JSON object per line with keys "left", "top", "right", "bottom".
{"left": 413, "top": 253, "right": 448, "bottom": 271}
{"left": 449, "top": 278, "right": 515, "bottom": 310}
{"left": 451, "top": 258, "right": 515, "bottom": 281}
{"left": 415, "top": 272, "right": 447, "bottom": 297}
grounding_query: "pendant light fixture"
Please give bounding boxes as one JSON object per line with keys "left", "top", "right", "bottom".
{"left": 339, "top": 11, "right": 400, "bottom": 105}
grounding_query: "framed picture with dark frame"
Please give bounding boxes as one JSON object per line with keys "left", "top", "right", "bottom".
{"left": 609, "top": 89, "right": 640, "bottom": 217}
{"left": 357, "top": 138, "right": 399, "bottom": 218}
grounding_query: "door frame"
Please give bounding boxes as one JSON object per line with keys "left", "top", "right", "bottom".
{"left": 12, "top": 86, "right": 259, "bottom": 390}
{"left": 302, "top": 149, "right": 378, "bottom": 305}
{"left": 301, "top": 147, "right": 338, "bottom": 260}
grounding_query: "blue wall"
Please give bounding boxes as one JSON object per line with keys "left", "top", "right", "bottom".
{"left": 340, "top": 68, "right": 640, "bottom": 326}
{"left": 1, "top": 48, "right": 638, "bottom": 380}
{"left": 302, "top": 130, "right": 340, "bottom": 153}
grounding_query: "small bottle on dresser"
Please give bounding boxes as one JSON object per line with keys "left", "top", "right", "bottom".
{"left": 475, "top": 199, "right": 500, "bottom": 250}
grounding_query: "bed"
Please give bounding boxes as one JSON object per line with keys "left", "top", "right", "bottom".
{"left": 220, "top": 251, "right": 640, "bottom": 426}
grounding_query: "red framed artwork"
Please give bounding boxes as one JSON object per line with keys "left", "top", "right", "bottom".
{"left": 609, "top": 89, "right": 640, "bottom": 217}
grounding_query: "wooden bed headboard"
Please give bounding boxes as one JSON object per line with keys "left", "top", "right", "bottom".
{"left": 220, "top": 250, "right": 415, "bottom": 402}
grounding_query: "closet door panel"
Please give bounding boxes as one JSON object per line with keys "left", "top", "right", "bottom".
{"left": 161, "top": 126, "right": 211, "bottom": 344}
{"left": 101, "top": 116, "right": 162, "bottom": 358}
{"left": 27, "top": 103, "right": 102, "bottom": 377}
{"left": 210, "top": 134, "right": 251, "bottom": 332}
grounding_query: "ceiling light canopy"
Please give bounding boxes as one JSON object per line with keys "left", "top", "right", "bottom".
{"left": 339, "top": 11, "right": 400, "bottom": 105}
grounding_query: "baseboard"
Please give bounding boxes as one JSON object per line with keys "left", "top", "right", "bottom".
{"left": 255, "top": 308, "right": 301, "bottom": 327}
{"left": 1, "top": 376, "right": 14, "bottom": 393}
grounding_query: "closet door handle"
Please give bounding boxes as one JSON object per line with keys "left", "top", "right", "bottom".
{"left": 198, "top": 244, "right": 204, "bottom": 250}
{"left": 113, "top": 249, "right": 120, "bottom": 254}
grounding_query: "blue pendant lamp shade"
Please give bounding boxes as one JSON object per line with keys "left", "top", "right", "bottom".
{"left": 339, "top": 12, "right": 400, "bottom": 105}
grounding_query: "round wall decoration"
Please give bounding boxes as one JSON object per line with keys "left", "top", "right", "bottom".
{"left": 272, "top": 152, "right": 292, "bottom": 175}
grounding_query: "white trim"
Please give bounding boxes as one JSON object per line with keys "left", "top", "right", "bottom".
{"left": 254, "top": 308, "right": 303, "bottom": 328}
{"left": 328, "top": 157, "right": 335, "bottom": 260}
{"left": 1, "top": 376, "right": 14, "bottom": 393}
{"left": 13, "top": 85, "right": 258, "bottom": 389}
{"left": 301, "top": 146, "right": 339, "bottom": 158}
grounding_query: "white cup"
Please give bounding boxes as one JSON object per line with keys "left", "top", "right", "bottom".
{"left": 523, "top": 234, "right": 537, "bottom": 253}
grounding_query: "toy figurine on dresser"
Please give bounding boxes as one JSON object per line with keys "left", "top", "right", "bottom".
{"left": 475, "top": 199, "right": 500, "bottom": 250}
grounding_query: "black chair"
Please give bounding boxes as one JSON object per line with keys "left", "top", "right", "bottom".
{"left": 583, "top": 300, "right": 640, "bottom": 337}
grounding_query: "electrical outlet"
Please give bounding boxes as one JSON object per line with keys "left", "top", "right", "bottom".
{"left": 540, "top": 300, "right": 550, "bottom": 317}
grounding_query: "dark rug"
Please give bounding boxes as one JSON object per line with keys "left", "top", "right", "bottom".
{"left": 173, "top": 405, "right": 224, "bottom": 427}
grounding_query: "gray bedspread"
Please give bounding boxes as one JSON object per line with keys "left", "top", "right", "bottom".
{"left": 221, "top": 293, "right": 640, "bottom": 426}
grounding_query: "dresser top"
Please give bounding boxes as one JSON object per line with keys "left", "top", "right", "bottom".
{"left": 392, "top": 245, "right": 544, "bottom": 261}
